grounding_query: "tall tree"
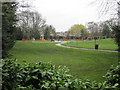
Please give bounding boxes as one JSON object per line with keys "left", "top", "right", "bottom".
{"left": 70, "top": 24, "right": 87, "bottom": 39}
{"left": 17, "top": 10, "right": 46, "bottom": 39}
{"left": 102, "top": 24, "right": 111, "bottom": 38}
{"left": 112, "top": 25, "right": 120, "bottom": 51}
{"left": 44, "top": 26, "right": 50, "bottom": 40}
{"left": 87, "top": 22, "right": 99, "bottom": 38}
{"left": 16, "top": 27, "right": 23, "bottom": 40}
{"left": 2, "top": 2, "right": 18, "bottom": 58}
{"left": 49, "top": 25, "right": 56, "bottom": 39}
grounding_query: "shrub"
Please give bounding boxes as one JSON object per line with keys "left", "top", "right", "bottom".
{"left": 2, "top": 59, "right": 120, "bottom": 89}
{"left": 103, "top": 64, "right": 120, "bottom": 88}
{"left": 2, "top": 59, "right": 21, "bottom": 89}
{"left": 2, "top": 59, "right": 79, "bottom": 89}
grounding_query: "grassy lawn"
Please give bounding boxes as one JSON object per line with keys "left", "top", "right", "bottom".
{"left": 11, "top": 40, "right": 118, "bottom": 82}
{"left": 62, "top": 38, "right": 118, "bottom": 50}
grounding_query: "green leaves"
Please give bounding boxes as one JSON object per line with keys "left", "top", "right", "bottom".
{"left": 102, "top": 24, "right": 111, "bottom": 38}
{"left": 2, "top": 59, "right": 76, "bottom": 89}
{"left": 2, "top": 59, "right": 120, "bottom": 89}
{"left": 112, "top": 25, "right": 120, "bottom": 51}
{"left": 2, "top": 2, "right": 18, "bottom": 58}
{"left": 70, "top": 24, "right": 88, "bottom": 37}
{"left": 103, "top": 64, "right": 120, "bottom": 88}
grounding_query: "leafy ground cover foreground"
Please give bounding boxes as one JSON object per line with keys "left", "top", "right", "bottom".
{"left": 62, "top": 38, "right": 118, "bottom": 50}
{"left": 11, "top": 40, "right": 118, "bottom": 82}
{"left": 3, "top": 59, "right": 120, "bottom": 89}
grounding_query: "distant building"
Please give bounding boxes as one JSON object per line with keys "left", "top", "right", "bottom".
{"left": 56, "top": 32, "right": 65, "bottom": 37}
{"left": 50, "top": 32, "right": 54, "bottom": 36}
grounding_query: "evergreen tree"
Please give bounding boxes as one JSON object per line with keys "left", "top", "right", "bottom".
{"left": 2, "top": 2, "right": 18, "bottom": 58}
{"left": 16, "top": 27, "right": 23, "bottom": 40}
{"left": 102, "top": 24, "right": 111, "bottom": 38}
{"left": 44, "top": 27, "right": 50, "bottom": 40}
{"left": 112, "top": 25, "right": 120, "bottom": 51}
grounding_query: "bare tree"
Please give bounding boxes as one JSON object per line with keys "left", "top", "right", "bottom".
{"left": 17, "top": 10, "right": 46, "bottom": 39}
{"left": 87, "top": 22, "right": 99, "bottom": 38}
{"left": 95, "top": 0, "right": 120, "bottom": 63}
{"left": 94, "top": 0, "right": 119, "bottom": 18}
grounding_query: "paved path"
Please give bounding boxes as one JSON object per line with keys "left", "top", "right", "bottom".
{"left": 56, "top": 43, "right": 118, "bottom": 52}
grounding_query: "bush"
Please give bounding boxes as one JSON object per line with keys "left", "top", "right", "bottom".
{"left": 2, "top": 59, "right": 21, "bottom": 89}
{"left": 2, "top": 59, "right": 120, "bottom": 89}
{"left": 103, "top": 64, "right": 120, "bottom": 88}
{"left": 2, "top": 59, "right": 78, "bottom": 89}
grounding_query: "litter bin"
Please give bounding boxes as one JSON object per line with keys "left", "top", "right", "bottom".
{"left": 95, "top": 43, "right": 98, "bottom": 49}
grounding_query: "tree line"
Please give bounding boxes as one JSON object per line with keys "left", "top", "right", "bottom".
{"left": 16, "top": 10, "right": 56, "bottom": 40}
{"left": 68, "top": 20, "right": 114, "bottom": 40}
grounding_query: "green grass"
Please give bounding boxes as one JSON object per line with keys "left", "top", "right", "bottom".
{"left": 63, "top": 38, "right": 118, "bottom": 50}
{"left": 11, "top": 40, "right": 118, "bottom": 82}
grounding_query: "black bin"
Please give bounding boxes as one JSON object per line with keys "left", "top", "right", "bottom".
{"left": 95, "top": 44, "right": 98, "bottom": 49}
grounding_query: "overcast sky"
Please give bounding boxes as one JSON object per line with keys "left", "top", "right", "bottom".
{"left": 20, "top": 0, "right": 114, "bottom": 32}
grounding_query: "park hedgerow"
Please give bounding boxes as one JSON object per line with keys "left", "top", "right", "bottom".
{"left": 2, "top": 59, "right": 120, "bottom": 89}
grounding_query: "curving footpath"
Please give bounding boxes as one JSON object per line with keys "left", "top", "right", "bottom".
{"left": 56, "top": 43, "right": 118, "bottom": 52}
